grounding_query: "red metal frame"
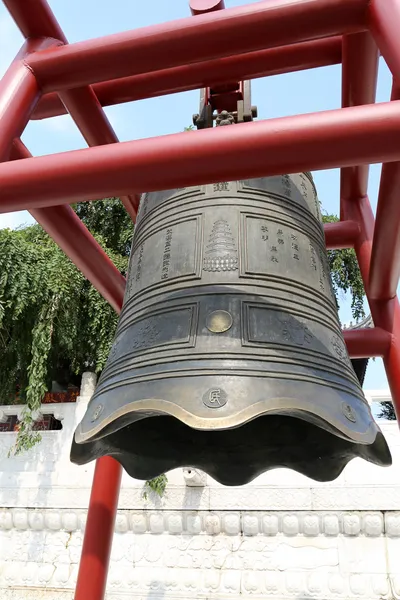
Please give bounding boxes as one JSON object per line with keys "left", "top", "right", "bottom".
{"left": 1, "top": 0, "right": 400, "bottom": 597}
{"left": 33, "top": 37, "right": 342, "bottom": 120}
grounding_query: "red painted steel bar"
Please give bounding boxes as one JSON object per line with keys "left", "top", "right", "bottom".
{"left": 10, "top": 139, "right": 126, "bottom": 313}
{"left": 346, "top": 194, "right": 400, "bottom": 417}
{"left": 368, "top": 0, "right": 400, "bottom": 80}
{"left": 340, "top": 32, "right": 378, "bottom": 220}
{"left": 343, "top": 327, "right": 392, "bottom": 358}
{"left": 1, "top": 101, "right": 400, "bottom": 212}
{"left": 25, "top": 0, "right": 369, "bottom": 92}
{"left": 0, "top": 61, "right": 38, "bottom": 161}
{"left": 4, "top": 0, "right": 139, "bottom": 221}
{"left": 0, "top": 39, "right": 60, "bottom": 161}
{"left": 324, "top": 220, "right": 360, "bottom": 249}
{"left": 369, "top": 128, "right": 400, "bottom": 298}
{"left": 74, "top": 457, "right": 122, "bottom": 600}
{"left": 33, "top": 37, "right": 342, "bottom": 120}
{"left": 57, "top": 87, "right": 140, "bottom": 220}
{"left": 368, "top": 0, "right": 400, "bottom": 300}
{"left": 2, "top": 0, "right": 67, "bottom": 42}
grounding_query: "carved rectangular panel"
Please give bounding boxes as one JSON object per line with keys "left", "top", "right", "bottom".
{"left": 242, "top": 303, "right": 351, "bottom": 368}
{"left": 241, "top": 214, "right": 332, "bottom": 299}
{"left": 128, "top": 216, "right": 202, "bottom": 296}
{"left": 244, "top": 303, "right": 315, "bottom": 349}
{"left": 111, "top": 304, "right": 198, "bottom": 361}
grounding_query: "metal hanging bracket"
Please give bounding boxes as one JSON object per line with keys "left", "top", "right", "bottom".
{"left": 190, "top": 1, "right": 257, "bottom": 128}
{"left": 193, "top": 80, "right": 258, "bottom": 128}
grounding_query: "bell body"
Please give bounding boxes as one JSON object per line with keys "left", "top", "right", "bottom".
{"left": 71, "top": 175, "right": 391, "bottom": 484}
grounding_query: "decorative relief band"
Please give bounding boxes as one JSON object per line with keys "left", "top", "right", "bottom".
{"left": 0, "top": 571, "right": 396, "bottom": 599}
{"left": 1, "top": 509, "right": 399, "bottom": 537}
{"left": 137, "top": 187, "right": 205, "bottom": 223}
{"left": 242, "top": 303, "right": 353, "bottom": 371}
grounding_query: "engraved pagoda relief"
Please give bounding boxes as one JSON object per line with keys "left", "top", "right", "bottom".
{"left": 203, "top": 219, "right": 238, "bottom": 272}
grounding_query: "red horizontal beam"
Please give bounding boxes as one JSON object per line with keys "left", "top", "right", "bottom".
{"left": 1, "top": 101, "right": 400, "bottom": 212}
{"left": 343, "top": 327, "right": 391, "bottom": 358}
{"left": 324, "top": 220, "right": 360, "bottom": 249}
{"left": 33, "top": 37, "right": 342, "bottom": 120}
{"left": 340, "top": 32, "right": 378, "bottom": 219}
{"left": 11, "top": 140, "right": 126, "bottom": 313}
{"left": 25, "top": 0, "right": 369, "bottom": 92}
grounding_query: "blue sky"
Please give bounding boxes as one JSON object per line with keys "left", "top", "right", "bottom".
{"left": 0, "top": 0, "right": 395, "bottom": 390}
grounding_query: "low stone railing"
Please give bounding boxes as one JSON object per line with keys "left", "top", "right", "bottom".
{"left": 1, "top": 384, "right": 400, "bottom": 599}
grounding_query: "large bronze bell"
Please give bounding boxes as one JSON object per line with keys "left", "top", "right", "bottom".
{"left": 71, "top": 175, "right": 391, "bottom": 484}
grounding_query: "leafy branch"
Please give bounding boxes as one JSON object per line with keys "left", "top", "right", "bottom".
{"left": 143, "top": 474, "right": 168, "bottom": 500}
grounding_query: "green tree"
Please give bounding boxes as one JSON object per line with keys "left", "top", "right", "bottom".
{"left": 0, "top": 199, "right": 131, "bottom": 453}
{"left": 378, "top": 401, "right": 396, "bottom": 421}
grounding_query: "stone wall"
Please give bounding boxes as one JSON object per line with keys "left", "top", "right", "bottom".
{"left": 1, "top": 387, "right": 400, "bottom": 599}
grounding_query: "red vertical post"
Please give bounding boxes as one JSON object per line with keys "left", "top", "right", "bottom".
{"left": 367, "top": 0, "right": 400, "bottom": 299}
{"left": 346, "top": 194, "right": 400, "bottom": 418}
{"left": 33, "top": 37, "right": 342, "bottom": 120}
{"left": 340, "top": 32, "right": 378, "bottom": 220}
{"left": 74, "top": 457, "right": 122, "bottom": 600}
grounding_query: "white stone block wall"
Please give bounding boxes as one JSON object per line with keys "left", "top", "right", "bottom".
{"left": 0, "top": 391, "right": 400, "bottom": 599}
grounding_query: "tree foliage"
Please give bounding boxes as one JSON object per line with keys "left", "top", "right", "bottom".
{"left": 322, "top": 213, "right": 365, "bottom": 322}
{"left": 378, "top": 401, "right": 397, "bottom": 421}
{"left": 143, "top": 474, "right": 168, "bottom": 500}
{"left": 0, "top": 199, "right": 131, "bottom": 454}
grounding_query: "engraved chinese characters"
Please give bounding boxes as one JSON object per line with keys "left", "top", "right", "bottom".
{"left": 71, "top": 176, "right": 391, "bottom": 485}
